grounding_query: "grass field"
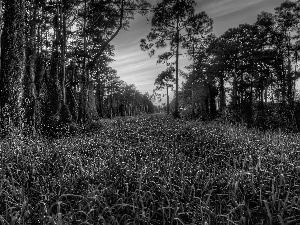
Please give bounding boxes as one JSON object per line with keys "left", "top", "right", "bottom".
{"left": 1, "top": 114, "right": 300, "bottom": 224}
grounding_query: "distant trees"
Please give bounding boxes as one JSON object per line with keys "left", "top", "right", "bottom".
{"left": 101, "top": 80, "right": 155, "bottom": 118}
{"left": 154, "top": 67, "right": 175, "bottom": 114}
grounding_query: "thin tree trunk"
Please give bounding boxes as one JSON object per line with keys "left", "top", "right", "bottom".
{"left": 95, "top": 76, "right": 103, "bottom": 117}
{"left": 81, "top": 0, "right": 88, "bottom": 124}
{"left": 287, "top": 33, "right": 293, "bottom": 107}
{"left": 219, "top": 71, "right": 225, "bottom": 112}
{"left": 166, "top": 86, "right": 169, "bottom": 114}
{"left": 293, "top": 52, "right": 298, "bottom": 103}
{"left": 264, "top": 86, "right": 268, "bottom": 104}
{"left": 281, "top": 53, "right": 286, "bottom": 104}
{"left": 232, "top": 66, "right": 237, "bottom": 108}
{"left": 26, "top": 0, "right": 39, "bottom": 134}
{"left": 61, "top": 1, "right": 67, "bottom": 104}
{"left": 0, "top": 0, "right": 2, "bottom": 72}
{"left": 174, "top": 13, "right": 180, "bottom": 118}
{"left": 110, "top": 89, "right": 113, "bottom": 119}
{"left": 191, "top": 42, "right": 195, "bottom": 116}
{"left": 247, "top": 85, "right": 253, "bottom": 127}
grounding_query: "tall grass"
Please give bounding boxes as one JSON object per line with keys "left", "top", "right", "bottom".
{"left": 0, "top": 114, "right": 300, "bottom": 224}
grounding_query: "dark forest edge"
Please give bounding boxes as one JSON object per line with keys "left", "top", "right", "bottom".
{"left": 1, "top": 0, "right": 300, "bottom": 139}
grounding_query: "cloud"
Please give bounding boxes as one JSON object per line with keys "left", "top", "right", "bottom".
{"left": 197, "top": 0, "right": 263, "bottom": 18}
{"left": 110, "top": 48, "right": 167, "bottom": 94}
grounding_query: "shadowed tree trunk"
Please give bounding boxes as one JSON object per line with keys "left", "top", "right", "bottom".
{"left": 0, "top": 0, "right": 2, "bottom": 72}
{"left": 166, "top": 85, "right": 169, "bottom": 114}
{"left": 24, "top": 0, "right": 40, "bottom": 135}
{"left": 0, "top": 0, "right": 26, "bottom": 133}
{"left": 95, "top": 75, "right": 104, "bottom": 118}
{"left": 219, "top": 71, "right": 226, "bottom": 112}
{"left": 78, "top": 0, "right": 88, "bottom": 124}
{"left": 174, "top": 12, "right": 180, "bottom": 118}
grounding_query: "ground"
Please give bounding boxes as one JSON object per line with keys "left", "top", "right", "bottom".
{"left": 0, "top": 114, "right": 300, "bottom": 224}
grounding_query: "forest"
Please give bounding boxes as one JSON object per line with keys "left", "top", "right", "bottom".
{"left": 171, "top": 0, "right": 300, "bottom": 132}
{"left": 0, "top": 0, "right": 156, "bottom": 138}
{"left": 1, "top": 0, "right": 300, "bottom": 224}
{"left": 1, "top": 0, "right": 300, "bottom": 135}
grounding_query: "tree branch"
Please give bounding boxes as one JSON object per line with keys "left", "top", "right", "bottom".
{"left": 89, "top": 0, "right": 124, "bottom": 69}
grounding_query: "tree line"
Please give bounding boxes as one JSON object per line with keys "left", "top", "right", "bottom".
{"left": 177, "top": 0, "right": 300, "bottom": 131}
{"left": 0, "top": 0, "right": 157, "bottom": 137}
{"left": 144, "top": 0, "right": 300, "bottom": 131}
{"left": 2, "top": 0, "right": 299, "bottom": 136}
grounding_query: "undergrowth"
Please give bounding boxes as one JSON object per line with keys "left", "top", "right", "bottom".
{"left": 0, "top": 114, "right": 300, "bottom": 224}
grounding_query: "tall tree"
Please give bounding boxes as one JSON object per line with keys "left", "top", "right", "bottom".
{"left": 140, "top": 0, "right": 212, "bottom": 118}
{"left": 23, "top": 0, "right": 46, "bottom": 135}
{"left": 0, "top": 0, "right": 26, "bottom": 132}
{"left": 0, "top": 0, "right": 2, "bottom": 71}
{"left": 275, "top": 0, "right": 299, "bottom": 106}
{"left": 182, "top": 32, "right": 215, "bottom": 115}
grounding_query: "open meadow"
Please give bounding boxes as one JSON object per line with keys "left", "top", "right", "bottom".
{"left": 1, "top": 114, "right": 300, "bottom": 224}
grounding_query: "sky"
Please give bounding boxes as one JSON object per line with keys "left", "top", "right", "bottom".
{"left": 110, "top": 0, "right": 288, "bottom": 104}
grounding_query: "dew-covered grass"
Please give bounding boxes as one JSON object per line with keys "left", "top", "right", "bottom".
{"left": 1, "top": 114, "right": 300, "bottom": 224}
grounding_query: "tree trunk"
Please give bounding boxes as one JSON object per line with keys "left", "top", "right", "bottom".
{"left": 287, "top": 33, "right": 293, "bottom": 107}
{"left": 95, "top": 76, "right": 103, "bottom": 117}
{"left": 0, "top": 0, "right": 26, "bottom": 132}
{"left": 59, "top": 2, "right": 74, "bottom": 125}
{"left": 174, "top": 13, "right": 180, "bottom": 118}
{"left": 247, "top": 86, "right": 253, "bottom": 128}
{"left": 24, "top": 0, "right": 39, "bottom": 135}
{"left": 166, "top": 86, "right": 169, "bottom": 114}
{"left": 80, "top": 0, "right": 88, "bottom": 124}
{"left": 219, "top": 71, "right": 225, "bottom": 112}
{"left": 110, "top": 90, "right": 113, "bottom": 119}
{"left": 0, "top": 0, "right": 2, "bottom": 72}
{"left": 264, "top": 85, "right": 268, "bottom": 104}
{"left": 281, "top": 54, "right": 286, "bottom": 104}
{"left": 209, "top": 86, "right": 216, "bottom": 118}
{"left": 61, "top": 2, "right": 67, "bottom": 105}
{"left": 293, "top": 55, "right": 298, "bottom": 104}
{"left": 232, "top": 68, "right": 237, "bottom": 109}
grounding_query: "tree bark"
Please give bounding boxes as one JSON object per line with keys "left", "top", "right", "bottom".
{"left": 24, "top": 0, "right": 39, "bottom": 134}
{"left": 0, "top": 0, "right": 26, "bottom": 132}
{"left": 79, "top": 0, "right": 88, "bottom": 124}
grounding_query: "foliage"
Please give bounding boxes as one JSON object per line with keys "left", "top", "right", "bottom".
{"left": 179, "top": 0, "right": 300, "bottom": 131}
{"left": 1, "top": 114, "right": 300, "bottom": 224}
{"left": 154, "top": 67, "right": 175, "bottom": 114}
{"left": 154, "top": 67, "right": 175, "bottom": 91}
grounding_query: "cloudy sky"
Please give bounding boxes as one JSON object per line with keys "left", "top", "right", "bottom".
{"left": 110, "top": 0, "right": 287, "bottom": 104}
